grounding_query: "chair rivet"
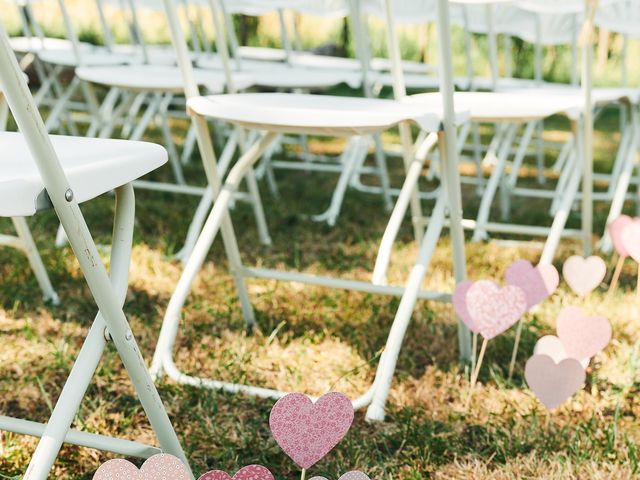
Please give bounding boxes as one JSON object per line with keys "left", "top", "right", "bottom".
{"left": 64, "top": 189, "right": 74, "bottom": 202}
{"left": 125, "top": 331, "right": 133, "bottom": 340}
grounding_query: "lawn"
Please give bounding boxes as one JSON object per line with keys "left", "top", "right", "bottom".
{"left": 2, "top": 3, "right": 640, "bottom": 479}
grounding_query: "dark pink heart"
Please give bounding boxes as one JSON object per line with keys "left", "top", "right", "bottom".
{"left": 556, "top": 306, "right": 612, "bottom": 360}
{"left": 505, "top": 260, "right": 558, "bottom": 309}
{"left": 269, "top": 392, "right": 354, "bottom": 469}
{"left": 465, "top": 280, "right": 527, "bottom": 340}
{"left": 453, "top": 280, "right": 480, "bottom": 333}
{"left": 609, "top": 215, "right": 633, "bottom": 257}
{"left": 198, "top": 465, "right": 274, "bottom": 480}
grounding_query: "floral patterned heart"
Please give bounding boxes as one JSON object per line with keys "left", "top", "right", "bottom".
{"left": 93, "top": 454, "right": 190, "bottom": 480}
{"left": 269, "top": 392, "right": 354, "bottom": 469}
{"left": 197, "top": 465, "right": 274, "bottom": 480}
{"left": 465, "top": 280, "right": 527, "bottom": 340}
{"left": 309, "top": 472, "right": 370, "bottom": 480}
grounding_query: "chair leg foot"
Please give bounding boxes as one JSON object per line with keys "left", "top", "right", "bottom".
{"left": 364, "top": 404, "right": 386, "bottom": 423}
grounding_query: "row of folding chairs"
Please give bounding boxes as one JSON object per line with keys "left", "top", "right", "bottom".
{"left": 2, "top": 0, "right": 639, "bottom": 477}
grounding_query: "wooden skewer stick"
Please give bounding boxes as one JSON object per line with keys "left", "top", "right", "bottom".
{"left": 471, "top": 332, "right": 478, "bottom": 379}
{"left": 508, "top": 318, "right": 524, "bottom": 381}
{"left": 465, "top": 337, "right": 488, "bottom": 410}
{"left": 301, "top": 468, "right": 306, "bottom": 480}
{"left": 607, "top": 255, "right": 625, "bottom": 296}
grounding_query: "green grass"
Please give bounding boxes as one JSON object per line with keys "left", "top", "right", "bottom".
{"left": 2, "top": 3, "right": 640, "bottom": 479}
{"left": 1, "top": 100, "right": 640, "bottom": 479}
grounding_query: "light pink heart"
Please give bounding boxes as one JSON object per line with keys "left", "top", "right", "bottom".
{"left": 525, "top": 354, "right": 586, "bottom": 409}
{"left": 621, "top": 219, "right": 640, "bottom": 263}
{"left": 269, "top": 392, "right": 354, "bottom": 469}
{"left": 533, "top": 335, "right": 589, "bottom": 368}
{"left": 309, "top": 472, "right": 371, "bottom": 480}
{"left": 556, "top": 306, "right": 612, "bottom": 360}
{"left": 609, "top": 215, "right": 633, "bottom": 257}
{"left": 562, "top": 255, "right": 607, "bottom": 296}
{"left": 198, "top": 465, "right": 274, "bottom": 480}
{"left": 93, "top": 454, "right": 190, "bottom": 480}
{"left": 505, "top": 260, "right": 559, "bottom": 309}
{"left": 465, "top": 280, "right": 527, "bottom": 340}
{"left": 453, "top": 280, "right": 480, "bottom": 333}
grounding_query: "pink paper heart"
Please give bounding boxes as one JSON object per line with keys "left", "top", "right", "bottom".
{"left": 609, "top": 215, "right": 633, "bottom": 257}
{"left": 525, "top": 354, "right": 586, "bottom": 409}
{"left": 465, "top": 280, "right": 527, "bottom": 340}
{"left": 93, "top": 454, "right": 190, "bottom": 480}
{"left": 562, "top": 255, "right": 607, "bottom": 296}
{"left": 556, "top": 306, "right": 612, "bottom": 360}
{"left": 309, "top": 472, "right": 371, "bottom": 480}
{"left": 533, "top": 335, "right": 589, "bottom": 368}
{"left": 621, "top": 219, "right": 640, "bottom": 263}
{"left": 269, "top": 392, "right": 354, "bottom": 469}
{"left": 505, "top": 260, "right": 559, "bottom": 309}
{"left": 198, "top": 465, "right": 274, "bottom": 480}
{"left": 453, "top": 280, "right": 480, "bottom": 333}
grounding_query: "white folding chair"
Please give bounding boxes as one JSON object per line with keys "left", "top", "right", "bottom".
{"left": 69, "top": 0, "right": 272, "bottom": 261}
{"left": 150, "top": 0, "right": 471, "bottom": 422}
{"left": 0, "top": 22, "right": 191, "bottom": 479}
{"left": 594, "top": 0, "right": 640, "bottom": 251}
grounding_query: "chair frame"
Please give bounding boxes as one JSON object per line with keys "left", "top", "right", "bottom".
{"left": 150, "top": 0, "right": 470, "bottom": 422}
{"left": 0, "top": 22, "right": 192, "bottom": 479}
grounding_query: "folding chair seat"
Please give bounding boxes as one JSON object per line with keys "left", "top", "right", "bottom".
{"left": 0, "top": 21, "right": 191, "bottom": 478}
{"left": 0, "top": 132, "right": 167, "bottom": 217}
{"left": 9, "top": 37, "right": 94, "bottom": 55}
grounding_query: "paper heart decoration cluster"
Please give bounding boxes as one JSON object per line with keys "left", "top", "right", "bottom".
{"left": 93, "top": 455, "right": 274, "bottom": 480}
{"left": 310, "top": 472, "right": 371, "bottom": 480}
{"left": 198, "top": 466, "right": 274, "bottom": 480}
{"left": 454, "top": 279, "right": 527, "bottom": 339}
{"left": 610, "top": 215, "right": 640, "bottom": 262}
{"left": 562, "top": 255, "right": 606, "bottom": 296}
{"left": 269, "top": 392, "right": 354, "bottom": 470}
{"left": 525, "top": 306, "right": 612, "bottom": 409}
{"left": 505, "top": 260, "right": 559, "bottom": 309}
{"left": 93, "top": 454, "right": 191, "bottom": 480}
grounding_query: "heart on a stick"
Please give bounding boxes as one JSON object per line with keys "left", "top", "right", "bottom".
{"left": 465, "top": 280, "right": 527, "bottom": 340}
{"left": 269, "top": 392, "right": 354, "bottom": 469}
{"left": 453, "top": 280, "right": 480, "bottom": 333}
{"left": 534, "top": 335, "right": 589, "bottom": 368}
{"left": 609, "top": 215, "right": 633, "bottom": 258}
{"left": 93, "top": 454, "right": 190, "bottom": 480}
{"left": 556, "top": 306, "right": 612, "bottom": 360}
{"left": 505, "top": 260, "right": 559, "bottom": 309}
{"left": 525, "top": 354, "right": 586, "bottom": 409}
{"left": 198, "top": 466, "right": 274, "bottom": 480}
{"left": 310, "top": 472, "right": 371, "bottom": 480}
{"left": 562, "top": 255, "right": 606, "bottom": 296}
{"left": 621, "top": 219, "right": 640, "bottom": 263}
